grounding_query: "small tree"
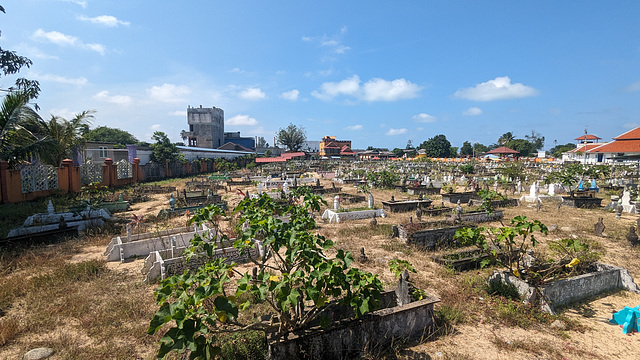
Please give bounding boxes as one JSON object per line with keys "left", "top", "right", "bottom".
{"left": 150, "top": 131, "right": 180, "bottom": 163}
{"left": 148, "top": 189, "right": 383, "bottom": 359}
{"left": 276, "top": 123, "right": 306, "bottom": 152}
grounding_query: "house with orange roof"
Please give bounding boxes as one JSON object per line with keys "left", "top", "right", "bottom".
{"left": 562, "top": 127, "right": 640, "bottom": 163}
{"left": 319, "top": 136, "right": 355, "bottom": 159}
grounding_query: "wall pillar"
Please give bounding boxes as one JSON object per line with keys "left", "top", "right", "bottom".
{"left": 0, "top": 161, "right": 8, "bottom": 204}
{"left": 132, "top": 158, "right": 142, "bottom": 183}
{"left": 61, "top": 159, "right": 75, "bottom": 194}
{"left": 103, "top": 158, "right": 114, "bottom": 187}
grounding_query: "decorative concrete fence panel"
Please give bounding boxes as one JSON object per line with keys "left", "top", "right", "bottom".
{"left": 322, "top": 209, "right": 386, "bottom": 223}
{"left": 488, "top": 263, "right": 640, "bottom": 314}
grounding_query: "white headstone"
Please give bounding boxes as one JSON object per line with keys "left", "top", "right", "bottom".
{"left": 368, "top": 193, "right": 374, "bottom": 209}
{"left": 622, "top": 190, "right": 631, "bottom": 206}
{"left": 258, "top": 183, "right": 263, "bottom": 195}
{"left": 549, "top": 183, "right": 556, "bottom": 196}
{"left": 334, "top": 195, "right": 340, "bottom": 210}
{"left": 47, "top": 200, "right": 54, "bottom": 215}
{"left": 529, "top": 183, "right": 538, "bottom": 198}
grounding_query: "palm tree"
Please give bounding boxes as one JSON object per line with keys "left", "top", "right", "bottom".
{"left": 497, "top": 132, "right": 515, "bottom": 146}
{"left": 27, "top": 110, "right": 95, "bottom": 167}
{"left": 0, "top": 91, "right": 55, "bottom": 168}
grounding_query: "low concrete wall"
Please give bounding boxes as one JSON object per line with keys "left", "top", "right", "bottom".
{"left": 561, "top": 196, "right": 602, "bottom": 208}
{"left": 104, "top": 224, "right": 214, "bottom": 262}
{"left": 382, "top": 199, "right": 433, "bottom": 213}
{"left": 268, "top": 291, "right": 440, "bottom": 360}
{"left": 468, "top": 198, "right": 519, "bottom": 208}
{"left": 488, "top": 263, "right": 640, "bottom": 314}
{"left": 406, "top": 186, "right": 441, "bottom": 196}
{"left": 322, "top": 209, "right": 386, "bottom": 223}
{"left": 142, "top": 240, "right": 263, "bottom": 283}
{"left": 442, "top": 192, "right": 478, "bottom": 204}
{"left": 446, "top": 210, "right": 503, "bottom": 224}
{"left": 398, "top": 221, "right": 464, "bottom": 250}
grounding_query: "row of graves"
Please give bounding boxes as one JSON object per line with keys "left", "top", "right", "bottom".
{"left": 91, "top": 162, "right": 640, "bottom": 358}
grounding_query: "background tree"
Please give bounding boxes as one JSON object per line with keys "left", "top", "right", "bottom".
{"left": 0, "top": 6, "right": 40, "bottom": 101}
{"left": 507, "top": 138, "right": 535, "bottom": 157}
{"left": 276, "top": 123, "right": 306, "bottom": 152}
{"left": 392, "top": 147, "right": 404, "bottom": 158}
{"left": 0, "top": 91, "right": 55, "bottom": 168}
{"left": 83, "top": 126, "right": 139, "bottom": 148}
{"left": 549, "top": 142, "right": 576, "bottom": 158}
{"left": 450, "top": 146, "right": 458, "bottom": 157}
{"left": 524, "top": 130, "right": 545, "bottom": 151}
{"left": 460, "top": 141, "right": 473, "bottom": 156}
{"left": 418, "top": 134, "right": 451, "bottom": 157}
{"left": 256, "top": 136, "right": 268, "bottom": 148}
{"left": 27, "top": 110, "right": 94, "bottom": 167}
{"left": 150, "top": 131, "right": 180, "bottom": 163}
{"left": 473, "top": 142, "right": 488, "bottom": 155}
{"left": 497, "top": 132, "right": 515, "bottom": 146}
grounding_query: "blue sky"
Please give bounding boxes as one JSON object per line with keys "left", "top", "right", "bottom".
{"left": 2, "top": 0, "right": 639, "bottom": 150}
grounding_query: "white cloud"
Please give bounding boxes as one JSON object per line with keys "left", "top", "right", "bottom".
{"left": 462, "top": 107, "right": 483, "bottom": 116}
{"left": 386, "top": 128, "right": 407, "bottom": 135}
{"left": 36, "top": 73, "right": 88, "bottom": 86}
{"left": 453, "top": 76, "right": 538, "bottom": 101}
{"left": 93, "top": 90, "right": 132, "bottom": 105}
{"left": 281, "top": 89, "right": 299, "bottom": 101}
{"left": 168, "top": 110, "right": 186, "bottom": 117}
{"left": 15, "top": 44, "right": 58, "bottom": 60}
{"left": 32, "top": 29, "right": 106, "bottom": 55}
{"left": 362, "top": 78, "right": 421, "bottom": 102}
{"left": 312, "top": 75, "right": 421, "bottom": 102}
{"left": 345, "top": 125, "right": 363, "bottom": 131}
{"left": 77, "top": 15, "right": 130, "bottom": 27}
{"left": 49, "top": 108, "right": 76, "bottom": 119}
{"left": 151, "top": 124, "right": 162, "bottom": 131}
{"left": 623, "top": 122, "right": 640, "bottom": 129}
{"left": 60, "top": 0, "right": 87, "bottom": 8}
{"left": 312, "top": 75, "right": 361, "bottom": 100}
{"left": 238, "top": 87, "right": 266, "bottom": 100}
{"left": 624, "top": 81, "right": 640, "bottom": 92}
{"left": 227, "top": 114, "right": 258, "bottom": 126}
{"left": 304, "top": 27, "right": 350, "bottom": 55}
{"left": 146, "top": 83, "right": 191, "bottom": 103}
{"left": 413, "top": 113, "right": 436, "bottom": 122}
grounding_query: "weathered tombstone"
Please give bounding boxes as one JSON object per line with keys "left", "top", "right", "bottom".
{"left": 258, "top": 182, "right": 264, "bottom": 195}
{"left": 169, "top": 193, "right": 176, "bottom": 211}
{"left": 616, "top": 204, "right": 623, "bottom": 219}
{"left": 549, "top": 183, "right": 556, "bottom": 196}
{"left": 370, "top": 213, "right": 377, "bottom": 227}
{"left": 415, "top": 206, "right": 422, "bottom": 221}
{"left": 358, "top": 247, "right": 369, "bottom": 263}
{"left": 333, "top": 195, "right": 340, "bottom": 210}
{"left": 47, "top": 200, "right": 54, "bottom": 215}
{"left": 395, "top": 270, "right": 411, "bottom": 306}
{"left": 368, "top": 193, "right": 374, "bottom": 209}
{"left": 594, "top": 217, "right": 605, "bottom": 237}
{"left": 391, "top": 225, "right": 399, "bottom": 238}
{"left": 391, "top": 195, "right": 395, "bottom": 202}
{"left": 627, "top": 226, "right": 639, "bottom": 246}
{"left": 536, "top": 199, "right": 542, "bottom": 212}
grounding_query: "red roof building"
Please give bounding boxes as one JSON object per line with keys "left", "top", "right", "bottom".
{"left": 562, "top": 127, "right": 640, "bottom": 163}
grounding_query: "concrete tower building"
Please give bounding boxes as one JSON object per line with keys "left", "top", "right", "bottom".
{"left": 185, "top": 105, "right": 224, "bottom": 148}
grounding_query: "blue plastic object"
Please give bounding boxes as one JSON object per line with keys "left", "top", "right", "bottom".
{"left": 609, "top": 305, "right": 640, "bottom": 334}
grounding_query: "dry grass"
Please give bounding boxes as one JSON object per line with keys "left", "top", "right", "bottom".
{"left": 1, "top": 176, "right": 640, "bottom": 359}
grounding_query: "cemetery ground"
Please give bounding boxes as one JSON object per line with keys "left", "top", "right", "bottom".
{"left": 1, "top": 176, "right": 640, "bottom": 359}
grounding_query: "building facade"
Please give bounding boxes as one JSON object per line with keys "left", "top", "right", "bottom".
{"left": 183, "top": 105, "right": 224, "bottom": 148}
{"left": 319, "top": 136, "right": 353, "bottom": 158}
{"left": 223, "top": 131, "right": 256, "bottom": 150}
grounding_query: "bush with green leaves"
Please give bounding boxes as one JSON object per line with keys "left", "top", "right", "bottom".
{"left": 477, "top": 189, "right": 507, "bottom": 215}
{"left": 148, "top": 188, "right": 383, "bottom": 359}
{"left": 454, "top": 215, "right": 548, "bottom": 275}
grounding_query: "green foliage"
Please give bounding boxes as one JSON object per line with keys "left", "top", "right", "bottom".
{"left": 418, "top": 134, "right": 451, "bottom": 158}
{"left": 150, "top": 131, "right": 180, "bottom": 164}
{"left": 458, "top": 163, "right": 475, "bottom": 174}
{"left": 366, "top": 169, "right": 399, "bottom": 189}
{"left": 27, "top": 110, "right": 94, "bottom": 166}
{"left": 276, "top": 123, "right": 306, "bottom": 152}
{"left": 487, "top": 279, "right": 520, "bottom": 299}
{"left": 460, "top": 141, "right": 473, "bottom": 156}
{"left": 477, "top": 189, "right": 506, "bottom": 214}
{"left": 83, "top": 126, "right": 139, "bottom": 148}
{"left": 0, "top": 6, "right": 40, "bottom": 100}
{"left": 454, "top": 216, "right": 548, "bottom": 274}
{"left": 549, "top": 142, "right": 576, "bottom": 158}
{"left": 148, "top": 192, "right": 384, "bottom": 359}
{"left": 0, "top": 91, "right": 56, "bottom": 168}
{"left": 388, "top": 259, "right": 416, "bottom": 278}
{"left": 496, "top": 162, "right": 526, "bottom": 182}
{"left": 545, "top": 164, "right": 584, "bottom": 196}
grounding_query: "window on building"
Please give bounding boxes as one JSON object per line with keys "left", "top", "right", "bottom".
{"left": 99, "top": 146, "right": 108, "bottom": 158}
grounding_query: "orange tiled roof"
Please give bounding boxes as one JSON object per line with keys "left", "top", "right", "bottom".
{"left": 590, "top": 140, "right": 640, "bottom": 153}
{"left": 613, "top": 126, "right": 640, "bottom": 140}
{"left": 574, "top": 134, "right": 601, "bottom": 141}
{"left": 568, "top": 144, "right": 606, "bottom": 153}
